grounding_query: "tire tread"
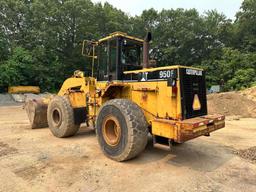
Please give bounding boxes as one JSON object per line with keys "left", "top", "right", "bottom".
{"left": 47, "top": 96, "right": 79, "bottom": 138}
{"left": 97, "top": 99, "right": 148, "bottom": 161}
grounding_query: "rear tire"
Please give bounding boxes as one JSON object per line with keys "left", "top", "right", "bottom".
{"left": 96, "top": 99, "right": 148, "bottom": 161}
{"left": 47, "top": 96, "right": 80, "bottom": 138}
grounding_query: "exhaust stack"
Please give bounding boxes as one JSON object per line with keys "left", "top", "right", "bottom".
{"left": 142, "top": 32, "right": 152, "bottom": 68}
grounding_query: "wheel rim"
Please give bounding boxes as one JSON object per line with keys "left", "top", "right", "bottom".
{"left": 102, "top": 116, "right": 121, "bottom": 147}
{"left": 52, "top": 108, "right": 62, "bottom": 127}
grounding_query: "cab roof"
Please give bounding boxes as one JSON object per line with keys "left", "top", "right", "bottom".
{"left": 97, "top": 31, "right": 144, "bottom": 44}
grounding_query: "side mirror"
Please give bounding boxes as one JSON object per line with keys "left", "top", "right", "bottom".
{"left": 167, "top": 78, "right": 177, "bottom": 87}
{"left": 81, "top": 40, "right": 97, "bottom": 59}
{"left": 167, "top": 70, "right": 178, "bottom": 87}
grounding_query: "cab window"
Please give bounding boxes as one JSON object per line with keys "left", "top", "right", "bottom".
{"left": 121, "top": 39, "right": 142, "bottom": 71}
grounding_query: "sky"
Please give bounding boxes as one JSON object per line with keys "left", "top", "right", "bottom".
{"left": 91, "top": 0, "right": 244, "bottom": 19}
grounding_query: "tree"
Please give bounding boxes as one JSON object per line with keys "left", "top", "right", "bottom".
{"left": 0, "top": 0, "right": 255, "bottom": 92}
{"left": 227, "top": 68, "right": 256, "bottom": 90}
{"left": 234, "top": 0, "right": 256, "bottom": 51}
{"left": 0, "top": 30, "right": 9, "bottom": 62}
{"left": 205, "top": 48, "right": 256, "bottom": 90}
{"left": 0, "top": 47, "right": 34, "bottom": 86}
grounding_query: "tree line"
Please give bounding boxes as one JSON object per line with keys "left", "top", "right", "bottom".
{"left": 0, "top": 0, "right": 255, "bottom": 92}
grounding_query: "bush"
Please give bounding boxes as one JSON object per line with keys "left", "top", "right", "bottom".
{"left": 0, "top": 47, "right": 63, "bottom": 92}
{"left": 227, "top": 68, "right": 256, "bottom": 90}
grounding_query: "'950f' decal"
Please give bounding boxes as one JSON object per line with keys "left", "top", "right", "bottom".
{"left": 138, "top": 69, "right": 177, "bottom": 81}
{"left": 137, "top": 69, "right": 177, "bottom": 81}
{"left": 159, "top": 70, "right": 175, "bottom": 79}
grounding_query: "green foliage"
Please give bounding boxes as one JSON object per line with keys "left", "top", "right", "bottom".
{"left": 0, "top": 46, "right": 63, "bottom": 92}
{"left": 227, "top": 68, "right": 256, "bottom": 90}
{"left": 0, "top": 30, "right": 9, "bottom": 61}
{"left": 0, "top": 0, "right": 255, "bottom": 91}
{"left": 235, "top": 0, "right": 256, "bottom": 51}
{"left": 201, "top": 48, "right": 256, "bottom": 90}
{"left": 0, "top": 47, "right": 34, "bottom": 86}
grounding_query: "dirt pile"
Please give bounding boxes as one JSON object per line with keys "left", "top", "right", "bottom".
{"left": 240, "top": 86, "right": 256, "bottom": 102}
{"left": 207, "top": 88, "right": 256, "bottom": 118}
{"left": 234, "top": 146, "right": 256, "bottom": 163}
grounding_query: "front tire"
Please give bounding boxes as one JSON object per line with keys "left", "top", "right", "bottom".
{"left": 96, "top": 99, "right": 148, "bottom": 161}
{"left": 47, "top": 96, "right": 80, "bottom": 138}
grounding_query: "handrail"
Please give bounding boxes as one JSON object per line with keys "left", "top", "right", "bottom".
{"left": 81, "top": 40, "right": 98, "bottom": 77}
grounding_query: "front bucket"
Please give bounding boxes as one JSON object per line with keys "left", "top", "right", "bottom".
{"left": 25, "top": 99, "right": 48, "bottom": 128}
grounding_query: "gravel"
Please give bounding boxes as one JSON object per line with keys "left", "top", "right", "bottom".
{"left": 0, "top": 93, "right": 51, "bottom": 106}
{"left": 234, "top": 146, "right": 256, "bottom": 163}
{"left": 0, "top": 94, "right": 17, "bottom": 106}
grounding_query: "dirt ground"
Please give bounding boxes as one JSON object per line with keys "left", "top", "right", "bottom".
{"left": 0, "top": 105, "right": 256, "bottom": 192}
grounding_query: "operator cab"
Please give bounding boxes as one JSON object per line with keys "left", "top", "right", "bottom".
{"left": 83, "top": 32, "right": 144, "bottom": 81}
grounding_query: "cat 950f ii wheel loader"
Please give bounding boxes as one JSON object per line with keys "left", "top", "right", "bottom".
{"left": 25, "top": 32, "right": 225, "bottom": 161}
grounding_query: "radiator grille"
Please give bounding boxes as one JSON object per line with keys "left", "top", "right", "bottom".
{"left": 179, "top": 68, "right": 207, "bottom": 119}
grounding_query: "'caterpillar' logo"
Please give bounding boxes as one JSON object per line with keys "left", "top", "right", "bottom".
{"left": 186, "top": 69, "right": 203, "bottom": 76}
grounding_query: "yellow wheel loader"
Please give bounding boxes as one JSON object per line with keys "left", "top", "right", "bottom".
{"left": 25, "top": 32, "right": 225, "bottom": 161}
